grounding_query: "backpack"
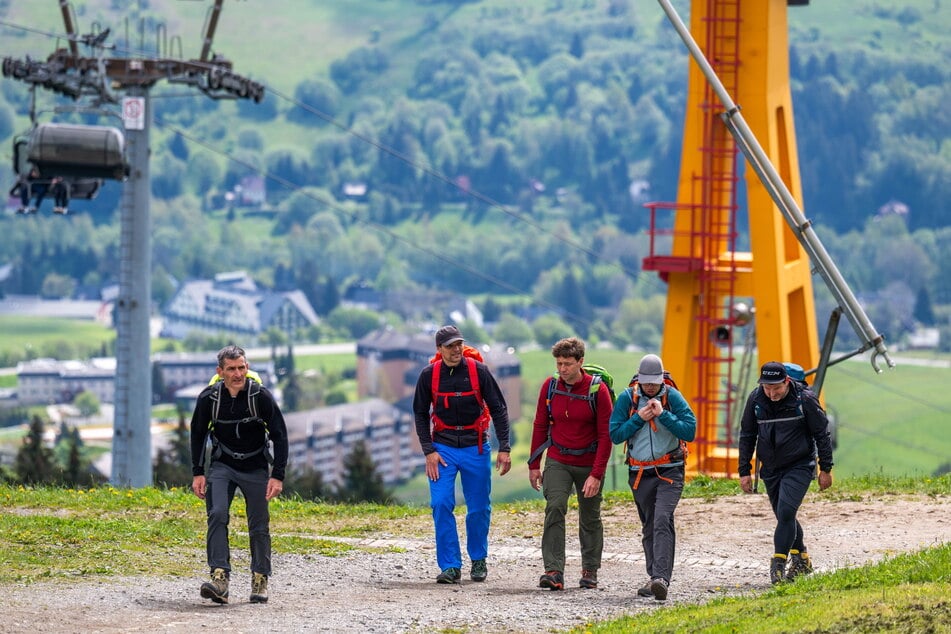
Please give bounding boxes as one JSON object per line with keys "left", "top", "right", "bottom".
{"left": 624, "top": 369, "right": 688, "bottom": 489}
{"left": 428, "top": 345, "right": 492, "bottom": 453}
{"left": 784, "top": 362, "right": 809, "bottom": 388}
{"left": 205, "top": 374, "right": 272, "bottom": 466}
{"left": 527, "top": 363, "right": 615, "bottom": 465}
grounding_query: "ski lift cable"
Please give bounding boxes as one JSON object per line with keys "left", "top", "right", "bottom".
{"left": 1, "top": 15, "right": 665, "bottom": 294}
{"left": 154, "top": 116, "right": 600, "bottom": 327}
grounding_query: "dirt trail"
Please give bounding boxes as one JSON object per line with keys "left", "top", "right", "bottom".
{"left": 5, "top": 494, "right": 949, "bottom": 633}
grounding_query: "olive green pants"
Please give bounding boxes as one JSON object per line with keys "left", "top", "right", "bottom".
{"left": 541, "top": 458, "right": 604, "bottom": 573}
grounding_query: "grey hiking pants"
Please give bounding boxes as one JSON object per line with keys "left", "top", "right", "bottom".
{"left": 205, "top": 461, "right": 272, "bottom": 576}
{"left": 630, "top": 464, "right": 684, "bottom": 584}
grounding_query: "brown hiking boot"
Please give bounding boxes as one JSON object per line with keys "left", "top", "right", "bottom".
{"left": 636, "top": 579, "right": 653, "bottom": 597}
{"left": 650, "top": 577, "right": 668, "bottom": 601}
{"left": 200, "top": 568, "right": 229, "bottom": 604}
{"left": 579, "top": 569, "right": 598, "bottom": 589}
{"left": 250, "top": 572, "right": 268, "bottom": 603}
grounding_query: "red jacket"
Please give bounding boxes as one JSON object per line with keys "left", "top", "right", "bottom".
{"left": 528, "top": 371, "right": 612, "bottom": 480}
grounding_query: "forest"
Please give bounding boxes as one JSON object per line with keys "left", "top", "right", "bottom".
{"left": 0, "top": 0, "right": 948, "bottom": 354}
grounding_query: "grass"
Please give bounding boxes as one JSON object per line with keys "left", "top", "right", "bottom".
{"left": 0, "top": 484, "right": 430, "bottom": 585}
{"left": 574, "top": 545, "right": 951, "bottom": 634}
{"left": 0, "top": 315, "right": 114, "bottom": 364}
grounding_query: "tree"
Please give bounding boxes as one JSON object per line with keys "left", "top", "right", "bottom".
{"left": 153, "top": 413, "right": 192, "bottom": 488}
{"left": 335, "top": 440, "right": 389, "bottom": 503}
{"left": 15, "top": 415, "right": 59, "bottom": 485}
{"left": 73, "top": 390, "right": 101, "bottom": 418}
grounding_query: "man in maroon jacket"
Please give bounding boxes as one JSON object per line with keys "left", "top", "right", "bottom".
{"left": 528, "top": 337, "right": 612, "bottom": 590}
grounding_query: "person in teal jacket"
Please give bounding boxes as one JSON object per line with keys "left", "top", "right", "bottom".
{"left": 609, "top": 354, "right": 696, "bottom": 601}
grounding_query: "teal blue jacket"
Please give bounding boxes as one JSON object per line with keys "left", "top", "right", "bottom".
{"left": 609, "top": 384, "right": 696, "bottom": 468}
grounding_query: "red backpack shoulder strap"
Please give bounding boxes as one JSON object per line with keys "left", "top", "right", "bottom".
{"left": 431, "top": 359, "right": 442, "bottom": 399}
{"left": 465, "top": 356, "right": 482, "bottom": 403}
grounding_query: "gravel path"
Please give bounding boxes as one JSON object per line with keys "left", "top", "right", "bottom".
{"left": 6, "top": 494, "right": 949, "bottom": 633}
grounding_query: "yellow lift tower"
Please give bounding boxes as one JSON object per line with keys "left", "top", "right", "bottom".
{"left": 643, "top": 0, "right": 892, "bottom": 477}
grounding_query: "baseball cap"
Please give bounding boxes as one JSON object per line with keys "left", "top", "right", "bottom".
{"left": 758, "top": 361, "right": 788, "bottom": 384}
{"left": 637, "top": 354, "right": 665, "bottom": 384}
{"left": 435, "top": 325, "right": 464, "bottom": 347}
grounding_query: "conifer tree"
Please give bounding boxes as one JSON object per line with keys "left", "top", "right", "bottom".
{"left": 15, "top": 415, "right": 59, "bottom": 485}
{"left": 336, "top": 440, "right": 389, "bottom": 503}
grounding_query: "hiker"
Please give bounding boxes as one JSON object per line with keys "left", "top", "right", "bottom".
{"left": 609, "top": 353, "right": 696, "bottom": 601}
{"left": 738, "top": 361, "right": 834, "bottom": 584}
{"left": 189, "top": 345, "right": 289, "bottom": 604}
{"left": 10, "top": 166, "right": 44, "bottom": 214}
{"left": 413, "top": 325, "right": 512, "bottom": 584}
{"left": 528, "top": 337, "right": 612, "bottom": 591}
{"left": 51, "top": 177, "right": 69, "bottom": 214}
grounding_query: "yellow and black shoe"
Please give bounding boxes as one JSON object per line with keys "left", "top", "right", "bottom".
{"left": 785, "top": 550, "right": 813, "bottom": 580}
{"left": 769, "top": 555, "right": 787, "bottom": 585}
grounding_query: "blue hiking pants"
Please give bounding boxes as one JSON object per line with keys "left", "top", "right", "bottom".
{"left": 429, "top": 442, "right": 492, "bottom": 571}
{"left": 205, "top": 461, "right": 272, "bottom": 576}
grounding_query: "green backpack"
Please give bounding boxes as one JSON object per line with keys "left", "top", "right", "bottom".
{"left": 528, "top": 363, "right": 616, "bottom": 464}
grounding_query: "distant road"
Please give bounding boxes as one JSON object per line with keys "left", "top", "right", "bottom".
{"left": 0, "top": 342, "right": 357, "bottom": 377}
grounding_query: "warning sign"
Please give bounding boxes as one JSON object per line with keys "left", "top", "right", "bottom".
{"left": 122, "top": 97, "right": 145, "bottom": 130}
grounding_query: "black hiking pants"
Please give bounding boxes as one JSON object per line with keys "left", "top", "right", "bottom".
{"left": 630, "top": 464, "right": 684, "bottom": 584}
{"left": 761, "top": 462, "right": 813, "bottom": 556}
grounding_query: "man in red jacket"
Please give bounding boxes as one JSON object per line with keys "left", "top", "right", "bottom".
{"left": 528, "top": 337, "right": 612, "bottom": 590}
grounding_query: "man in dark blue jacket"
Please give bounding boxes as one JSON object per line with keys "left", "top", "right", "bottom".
{"left": 190, "top": 345, "right": 288, "bottom": 605}
{"left": 738, "top": 361, "right": 834, "bottom": 584}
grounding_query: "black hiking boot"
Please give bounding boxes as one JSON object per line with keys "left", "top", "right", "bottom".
{"left": 538, "top": 570, "right": 564, "bottom": 591}
{"left": 770, "top": 555, "right": 787, "bottom": 585}
{"left": 636, "top": 579, "right": 653, "bottom": 597}
{"left": 650, "top": 577, "right": 668, "bottom": 601}
{"left": 200, "top": 568, "right": 229, "bottom": 604}
{"left": 436, "top": 567, "right": 461, "bottom": 584}
{"left": 470, "top": 559, "right": 488, "bottom": 582}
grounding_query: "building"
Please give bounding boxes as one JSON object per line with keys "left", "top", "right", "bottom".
{"left": 16, "top": 357, "right": 116, "bottom": 405}
{"left": 15, "top": 353, "right": 275, "bottom": 408}
{"left": 284, "top": 398, "right": 424, "bottom": 488}
{"left": 160, "top": 270, "right": 319, "bottom": 341}
{"left": 355, "top": 328, "right": 522, "bottom": 423}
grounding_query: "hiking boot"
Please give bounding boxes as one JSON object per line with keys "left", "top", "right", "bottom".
{"left": 579, "top": 569, "right": 598, "bottom": 589}
{"left": 250, "top": 572, "right": 268, "bottom": 603}
{"left": 770, "top": 555, "right": 787, "bottom": 585}
{"left": 470, "top": 559, "right": 488, "bottom": 582}
{"left": 636, "top": 579, "right": 654, "bottom": 597}
{"left": 650, "top": 577, "right": 668, "bottom": 601}
{"left": 436, "top": 567, "right": 461, "bottom": 584}
{"left": 785, "top": 551, "right": 813, "bottom": 581}
{"left": 538, "top": 570, "right": 564, "bottom": 591}
{"left": 200, "top": 568, "right": 229, "bottom": 604}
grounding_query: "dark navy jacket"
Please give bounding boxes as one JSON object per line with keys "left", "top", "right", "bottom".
{"left": 738, "top": 382, "right": 833, "bottom": 476}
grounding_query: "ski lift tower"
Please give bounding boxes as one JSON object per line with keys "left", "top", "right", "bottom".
{"left": 2, "top": 1, "right": 263, "bottom": 487}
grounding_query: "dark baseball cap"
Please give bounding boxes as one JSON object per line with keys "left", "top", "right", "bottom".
{"left": 435, "top": 325, "right": 464, "bottom": 347}
{"left": 758, "top": 361, "right": 788, "bottom": 385}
